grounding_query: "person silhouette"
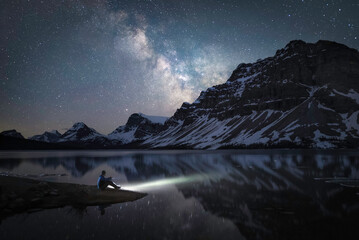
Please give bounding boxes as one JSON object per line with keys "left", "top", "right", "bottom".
{"left": 97, "top": 170, "right": 120, "bottom": 190}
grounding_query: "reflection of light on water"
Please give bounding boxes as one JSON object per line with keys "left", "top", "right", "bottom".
{"left": 119, "top": 174, "right": 210, "bottom": 191}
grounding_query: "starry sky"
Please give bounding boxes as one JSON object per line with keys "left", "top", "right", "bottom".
{"left": 1, "top": 0, "right": 358, "bottom": 137}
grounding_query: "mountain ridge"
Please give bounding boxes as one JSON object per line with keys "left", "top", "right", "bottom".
{"left": 1, "top": 40, "right": 358, "bottom": 149}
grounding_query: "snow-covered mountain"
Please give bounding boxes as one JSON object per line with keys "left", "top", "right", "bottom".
{"left": 0, "top": 130, "right": 24, "bottom": 139}
{"left": 2, "top": 114, "right": 169, "bottom": 148}
{"left": 143, "top": 40, "right": 359, "bottom": 149}
{"left": 108, "top": 113, "right": 168, "bottom": 144}
{"left": 29, "top": 130, "right": 62, "bottom": 143}
{"left": 1, "top": 40, "right": 358, "bottom": 149}
{"left": 59, "top": 122, "right": 111, "bottom": 146}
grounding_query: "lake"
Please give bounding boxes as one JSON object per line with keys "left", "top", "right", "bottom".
{"left": 0, "top": 150, "right": 359, "bottom": 240}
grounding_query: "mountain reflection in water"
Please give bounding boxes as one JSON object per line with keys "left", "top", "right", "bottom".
{"left": 0, "top": 150, "right": 359, "bottom": 240}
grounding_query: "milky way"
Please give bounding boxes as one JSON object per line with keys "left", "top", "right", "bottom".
{"left": 1, "top": 0, "right": 358, "bottom": 137}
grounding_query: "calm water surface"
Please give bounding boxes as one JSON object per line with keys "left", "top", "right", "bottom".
{"left": 0, "top": 149, "right": 359, "bottom": 240}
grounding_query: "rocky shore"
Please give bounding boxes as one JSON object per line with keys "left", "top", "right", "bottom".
{"left": 0, "top": 176, "right": 146, "bottom": 221}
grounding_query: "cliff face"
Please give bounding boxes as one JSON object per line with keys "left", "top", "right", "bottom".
{"left": 144, "top": 40, "right": 359, "bottom": 149}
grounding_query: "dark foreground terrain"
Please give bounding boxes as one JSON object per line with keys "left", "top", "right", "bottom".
{"left": 0, "top": 175, "right": 146, "bottom": 221}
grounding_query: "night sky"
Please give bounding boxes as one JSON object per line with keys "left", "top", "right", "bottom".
{"left": 1, "top": 0, "right": 358, "bottom": 137}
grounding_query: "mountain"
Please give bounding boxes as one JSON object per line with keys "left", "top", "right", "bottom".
{"left": 59, "top": 122, "right": 111, "bottom": 147}
{"left": 29, "top": 130, "right": 62, "bottom": 143}
{"left": 0, "top": 130, "right": 25, "bottom": 139}
{"left": 0, "top": 135, "right": 79, "bottom": 150}
{"left": 1, "top": 40, "right": 358, "bottom": 149}
{"left": 0, "top": 113, "right": 169, "bottom": 148}
{"left": 143, "top": 40, "right": 359, "bottom": 149}
{"left": 108, "top": 113, "right": 168, "bottom": 144}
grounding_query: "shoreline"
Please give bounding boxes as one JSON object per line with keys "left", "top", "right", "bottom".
{"left": 0, "top": 176, "right": 147, "bottom": 221}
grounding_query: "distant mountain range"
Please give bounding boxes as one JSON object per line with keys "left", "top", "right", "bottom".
{"left": 1, "top": 40, "right": 359, "bottom": 149}
{"left": 0, "top": 113, "right": 168, "bottom": 149}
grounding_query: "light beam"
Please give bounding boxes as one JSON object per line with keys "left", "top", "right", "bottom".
{"left": 120, "top": 174, "right": 210, "bottom": 192}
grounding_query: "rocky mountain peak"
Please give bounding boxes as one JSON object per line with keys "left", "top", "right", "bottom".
{"left": 0, "top": 130, "right": 25, "bottom": 139}
{"left": 275, "top": 40, "right": 358, "bottom": 62}
{"left": 71, "top": 122, "right": 87, "bottom": 130}
{"left": 125, "top": 113, "right": 147, "bottom": 128}
{"left": 60, "top": 122, "right": 102, "bottom": 142}
{"left": 285, "top": 39, "right": 306, "bottom": 48}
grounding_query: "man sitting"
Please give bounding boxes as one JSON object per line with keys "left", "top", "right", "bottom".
{"left": 97, "top": 170, "right": 120, "bottom": 190}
